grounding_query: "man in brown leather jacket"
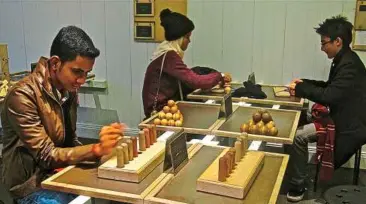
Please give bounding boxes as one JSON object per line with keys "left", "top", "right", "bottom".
{"left": 1, "top": 26, "right": 123, "bottom": 203}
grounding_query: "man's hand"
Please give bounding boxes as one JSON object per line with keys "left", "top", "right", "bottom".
{"left": 92, "top": 123, "right": 127, "bottom": 157}
{"left": 290, "top": 78, "right": 303, "bottom": 84}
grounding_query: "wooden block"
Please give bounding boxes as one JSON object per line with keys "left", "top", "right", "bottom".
{"left": 131, "top": 137, "right": 138, "bottom": 157}
{"left": 152, "top": 125, "right": 157, "bottom": 143}
{"left": 240, "top": 133, "right": 248, "bottom": 155}
{"left": 139, "top": 131, "right": 146, "bottom": 151}
{"left": 116, "top": 146, "right": 124, "bottom": 168}
{"left": 234, "top": 141, "right": 242, "bottom": 162}
{"left": 197, "top": 149, "right": 265, "bottom": 199}
{"left": 98, "top": 141, "right": 166, "bottom": 183}
{"left": 144, "top": 128, "right": 151, "bottom": 148}
{"left": 273, "top": 87, "right": 290, "bottom": 97}
{"left": 218, "top": 157, "right": 228, "bottom": 182}
{"left": 122, "top": 143, "right": 129, "bottom": 164}
{"left": 126, "top": 139, "right": 133, "bottom": 161}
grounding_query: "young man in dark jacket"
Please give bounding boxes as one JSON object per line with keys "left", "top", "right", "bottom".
{"left": 287, "top": 16, "right": 366, "bottom": 202}
{"left": 1, "top": 26, "right": 124, "bottom": 203}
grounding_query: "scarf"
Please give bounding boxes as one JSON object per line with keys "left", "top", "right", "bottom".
{"left": 150, "top": 37, "right": 185, "bottom": 62}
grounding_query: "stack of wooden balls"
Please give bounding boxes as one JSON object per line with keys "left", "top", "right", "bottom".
{"left": 240, "top": 109, "right": 278, "bottom": 136}
{"left": 153, "top": 100, "right": 184, "bottom": 127}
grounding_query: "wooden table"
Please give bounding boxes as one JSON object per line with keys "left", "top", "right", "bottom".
{"left": 42, "top": 144, "right": 288, "bottom": 204}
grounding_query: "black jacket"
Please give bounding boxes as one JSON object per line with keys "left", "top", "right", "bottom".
{"left": 295, "top": 48, "right": 366, "bottom": 168}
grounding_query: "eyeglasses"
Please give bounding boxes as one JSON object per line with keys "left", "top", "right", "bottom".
{"left": 321, "top": 40, "right": 333, "bottom": 46}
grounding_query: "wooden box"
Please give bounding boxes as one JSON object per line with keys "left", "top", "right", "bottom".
{"left": 212, "top": 106, "right": 300, "bottom": 144}
{"left": 139, "top": 101, "right": 224, "bottom": 135}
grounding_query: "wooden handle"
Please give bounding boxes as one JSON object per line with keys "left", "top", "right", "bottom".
{"left": 116, "top": 146, "right": 124, "bottom": 168}
{"left": 139, "top": 131, "right": 146, "bottom": 151}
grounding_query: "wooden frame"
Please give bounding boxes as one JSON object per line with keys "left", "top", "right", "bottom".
{"left": 352, "top": 0, "right": 366, "bottom": 51}
{"left": 0, "top": 44, "right": 9, "bottom": 81}
{"left": 139, "top": 101, "right": 228, "bottom": 135}
{"left": 42, "top": 143, "right": 199, "bottom": 203}
{"left": 144, "top": 144, "right": 289, "bottom": 204}
{"left": 212, "top": 106, "right": 301, "bottom": 144}
{"left": 134, "top": 21, "right": 155, "bottom": 40}
{"left": 134, "top": 0, "right": 155, "bottom": 17}
{"left": 187, "top": 82, "right": 305, "bottom": 108}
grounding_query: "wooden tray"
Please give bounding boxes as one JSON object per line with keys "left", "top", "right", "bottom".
{"left": 98, "top": 141, "right": 166, "bottom": 183}
{"left": 212, "top": 106, "right": 300, "bottom": 144}
{"left": 187, "top": 82, "right": 304, "bottom": 108}
{"left": 144, "top": 144, "right": 289, "bottom": 204}
{"left": 139, "top": 101, "right": 225, "bottom": 135}
{"left": 197, "top": 149, "right": 264, "bottom": 199}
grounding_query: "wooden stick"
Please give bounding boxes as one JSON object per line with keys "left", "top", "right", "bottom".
{"left": 148, "top": 126, "right": 154, "bottom": 145}
{"left": 234, "top": 140, "right": 242, "bottom": 162}
{"left": 229, "top": 148, "right": 236, "bottom": 168}
{"left": 139, "top": 131, "right": 146, "bottom": 151}
{"left": 224, "top": 154, "right": 232, "bottom": 176}
{"left": 131, "top": 137, "right": 138, "bottom": 157}
{"left": 121, "top": 143, "right": 129, "bottom": 164}
{"left": 152, "top": 124, "right": 157, "bottom": 143}
{"left": 116, "top": 146, "right": 124, "bottom": 168}
{"left": 144, "top": 128, "right": 151, "bottom": 148}
{"left": 126, "top": 139, "right": 133, "bottom": 161}
{"left": 218, "top": 156, "right": 228, "bottom": 182}
{"left": 241, "top": 133, "right": 249, "bottom": 155}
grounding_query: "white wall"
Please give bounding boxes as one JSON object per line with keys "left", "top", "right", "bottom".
{"left": 0, "top": 0, "right": 364, "bottom": 127}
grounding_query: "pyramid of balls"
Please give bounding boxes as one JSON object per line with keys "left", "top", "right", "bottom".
{"left": 153, "top": 100, "right": 184, "bottom": 127}
{"left": 240, "top": 109, "right": 278, "bottom": 136}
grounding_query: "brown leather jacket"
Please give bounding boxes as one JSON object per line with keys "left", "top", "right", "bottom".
{"left": 1, "top": 57, "right": 99, "bottom": 198}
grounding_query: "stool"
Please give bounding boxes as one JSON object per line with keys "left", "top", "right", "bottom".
{"left": 314, "top": 147, "right": 362, "bottom": 192}
{"left": 324, "top": 185, "right": 366, "bottom": 204}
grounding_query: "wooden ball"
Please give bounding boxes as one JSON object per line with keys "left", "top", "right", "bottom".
{"left": 172, "top": 113, "right": 181, "bottom": 120}
{"left": 224, "top": 87, "right": 231, "bottom": 94}
{"left": 252, "top": 112, "right": 262, "bottom": 123}
{"left": 269, "top": 127, "right": 278, "bottom": 136}
{"left": 262, "top": 112, "right": 272, "bottom": 123}
{"left": 167, "top": 100, "right": 175, "bottom": 107}
{"left": 153, "top": 118, "right": 161, "bottom": 125}
{"left": 161, "top": 119, "right": 168, "bottom": 126}
{"left": 165, "top": 113, "right": 173, "bottom": 120}
{"left": 163, "top": 106, "right": 170, "bottom": 113}
{"left": 168, "top": 119, "right": 175, "bottom": 126}
{"left": 240, "top": 123, "right": 249, "bottom": 133}
{"left": 158, "top": 112, "right": 165, "bottom": 119}
{"left": 170, "top": 106, "right": 178, "bottom": 114}
{"left": 175, "top": 120, "right": 183, "bottom": 127}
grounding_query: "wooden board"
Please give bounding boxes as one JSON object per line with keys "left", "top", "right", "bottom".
{"left": 187, "top": 82, "right": 304, "bottom": 108}
{"left": 139, "top": 101, "right": 224, "bottom": 135}
{"left": 196, "top": 148, "right": 265, "bottom": 199}
{"left": 273, "top": 86, "right": 290, "bottom": 97}
{"left": 98, "top": 141, "right": 165, "bottom": 183}
{"left": 0, "top": 44, "right": 9, "bottom": 81}
{"left": 41, "top": 143, "right": 198, "bottom": 203}
{"left": 144, "top": 144, "right": 289, "bottom": 204}
{"left": 212, "top": 106, "right": 301, "bottom": 144}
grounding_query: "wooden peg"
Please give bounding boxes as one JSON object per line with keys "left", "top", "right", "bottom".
{"left": 139, "top": 131, "right": 146, "bottom": 151}
{"left": 126, "top": 139, "right": 133, "bottom": 161}
{"left": 234, "top": 140, "right": 242, "bottom": 162}
{"left": 121, "top": 143, "right": 129, "bottom": 164}
{"left": 218, "top": 156, "right": 228, "bottom": 182}
{"left": 116, "top": 146, "right": 124, "bottom": 168}
{"left": 143, "top": 128, "right": 151, "bottom": 148}
{"left": 131, "top": 137, "right": 138, "bottom": 157}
